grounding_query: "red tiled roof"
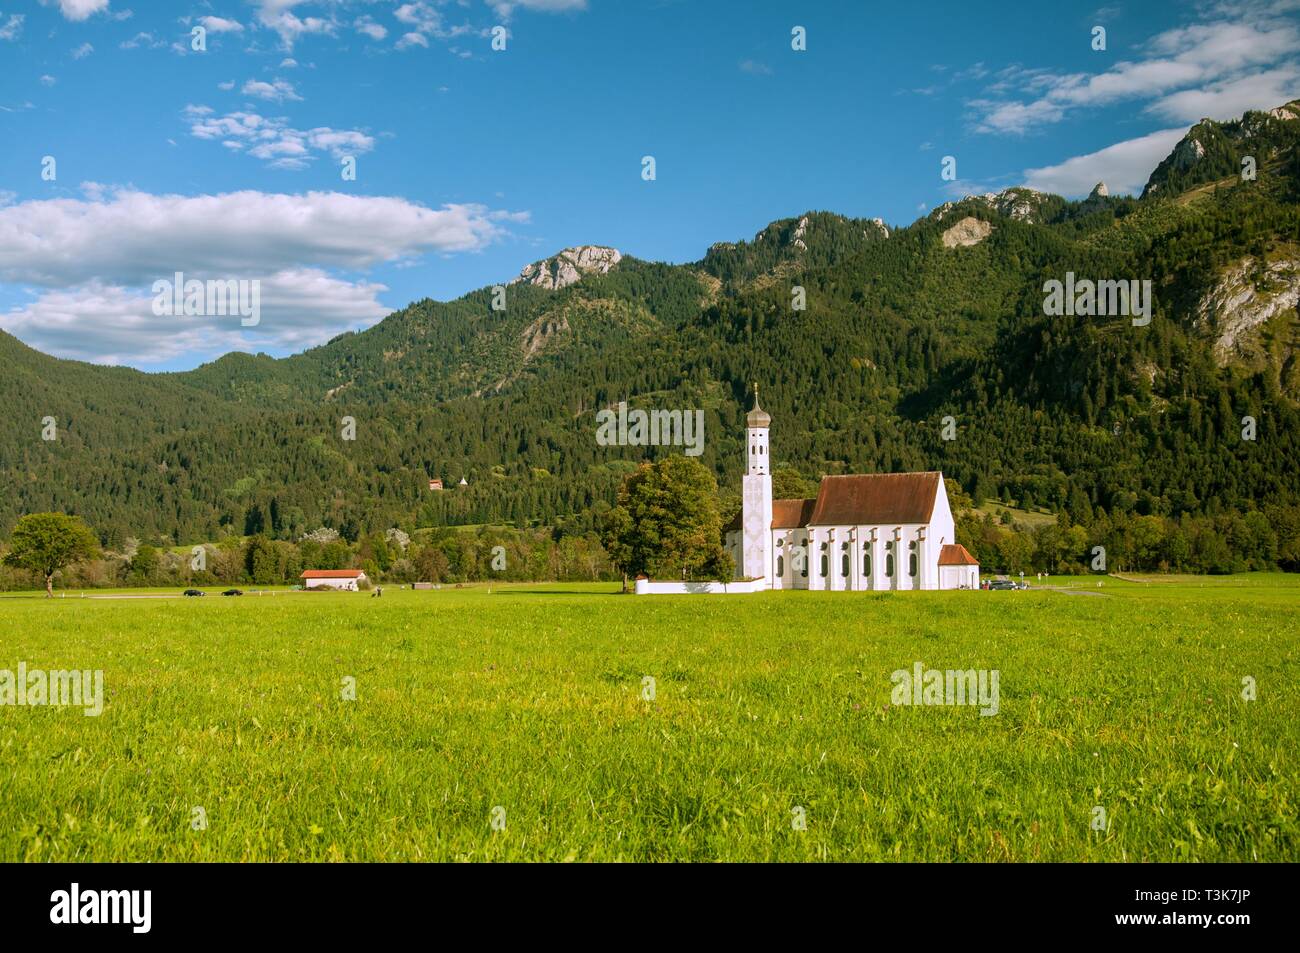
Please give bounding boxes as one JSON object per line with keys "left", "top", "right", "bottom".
{"left": 774, "top": 498, "right": 817, "bottom": 528}
{"left": 938, "top": 543, "right": 979, "bottom": 566}
{"left": 808, "top": 472, "right": 942, "bottom": 526}
{"left": 301, "top": 569, "right": 366, "bottom": 579}
{"left": 726, "top": 498, "right": 816, "bottom": 533}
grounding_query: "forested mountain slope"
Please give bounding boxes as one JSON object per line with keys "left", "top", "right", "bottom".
{"left": 2, "top": 103, "right": 1298, "bottom": 547}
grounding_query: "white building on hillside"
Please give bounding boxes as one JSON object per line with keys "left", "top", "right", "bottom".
{"left": 724, "top": 389, "right": 979, "bottom": 591}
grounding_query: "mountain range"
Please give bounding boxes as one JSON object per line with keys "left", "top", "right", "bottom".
{"left": 3, "top": 102, "right": 1299, "bottom": 546}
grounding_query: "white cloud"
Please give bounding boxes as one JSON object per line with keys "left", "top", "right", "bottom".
{"left": 354, "top": 15, "right": 386, "bottom": 41}
{"left": 1022, "top": 126, "right": 1189, "bottom": 197}
{"left": 739, "top": 59, "right": 772, "bottom": 76}
{"left": 40, "top": 0, "right": 110, "bottom": 21}
{"left": 1148, "top": 65, "right": 1300, "bottom": 121}
{"left": 395, "top": 1, "right": 442, "bottom": 32}
{"left": 0, "top": 188, "right": 525, "bottom": 288}
{"left": 217, "top": 80, "right": 235, "bottom": 90}
{"left": 120, "top": 31, "right": 165, "bottom": 49}
{"left": 188, "top": 108, "right": 373, "bottom": 167}
{"left": 198, "top": 16, "right": 244, "bottom": 34}
{"left": 395, "top": 31, "right": 428, "bottom": 50}
{"left": 240, "top": 78, "right": 302, "bottom": 102}
{"left": 71, "top": 42, "right": 94, "bottom": 59}
{"left": 0, "top": 188, "right": 527, "bottom": 365}
{"left": 279, "top": 57, "right": 298, "bottom": 67}
{"left": 0, "top": 13, "right": 23, "bottom": 40}
{"left": 490, "top": 0, "right": 587, "bottom": 18}
{"left": 40, "top": 74, "right": 57, "bottom": 86}
{"left": 2, "top": 271, "right": 390, "bottom": 366}
{"left": 251, "top": 0, "right": 335, "bottom": 50}
{"left": 970, "top": 12, "right": 1300, "bottom": 134}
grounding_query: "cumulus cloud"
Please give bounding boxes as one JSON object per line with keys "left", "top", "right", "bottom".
{"left": 1022, "top": 126, "right": 1189, "bottom": 197}
{"left": 3, "top": 272, "right": 390, "bottom": 366}
{"left": 71, "top": 42, "right": 94, "bottom": 59}
{"left": 39, "top": 0, "right": 110, "bottom": 21}
{"left": 198, "top": 16, "right": 244, "bottom": 34}
{"left": 395, "top": 31, "right": 428, "bottom": 50}
{"left": 354, "top": 15, "right": 386, "bottom": 41}
{"left": 0, "top": 188, "right": 528, "bottom": 365}
{"left": 187, "top": 107, "right": 372, "bottom": 168}
{"left": 395, "top": 1, "right": 443, "bottom": 33}
{"left": 1148, "top": 65, "right": 1300, "bottom": 121}
{"left": 970, "top": 11, "right": 1300, "bottom": 134}
{"left": 251, "top": 0, "right": 334, "bottom": 50}
{"left": 0, "top": 188, "right": 525, "bottom": 288}
{"left": 240, "top": 77, "right": 302, "bottom": 102}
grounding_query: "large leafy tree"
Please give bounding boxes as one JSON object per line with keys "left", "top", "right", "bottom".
{"left": 601, "top": 456, "right": 733, "bottom": 588}
{"left": 3, "top": 512, "right": 99, "bottom": 596}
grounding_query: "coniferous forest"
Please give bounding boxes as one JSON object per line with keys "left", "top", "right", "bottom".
{"left": 3, "top": 105, "right": 1299, "bottom": 583}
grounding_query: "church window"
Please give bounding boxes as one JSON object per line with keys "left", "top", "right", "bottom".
{"left": 841, "top": 553, "right": 849, "bottom": 577}
{"left": 863, "top": 549, "right": 872, "bottom": 576}
{"left": 909, "top": 553, "right": 918, "bottom": 577}
{"left": 819, "top": 555, "right": 828, "bottom": 577}
{"left": 777, "top": 554, "right": 784, "bottom": 576}
{"left": 886, "top": 554, "right": 895, "bottom": 577}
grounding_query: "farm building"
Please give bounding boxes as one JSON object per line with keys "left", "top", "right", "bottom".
{"left": 428, "top": 479, "right": 444, "bottom": 491}
{"left": 301, "top": 569, "right": 368, "bottom": 591}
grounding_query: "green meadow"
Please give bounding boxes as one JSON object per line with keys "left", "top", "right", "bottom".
{"left": 1, "top": 577, "right": 1296, "bottom": 862}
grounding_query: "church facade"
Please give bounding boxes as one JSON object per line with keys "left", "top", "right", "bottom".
{"left": 724, "top": 392, "right": 979, "bottom": 591}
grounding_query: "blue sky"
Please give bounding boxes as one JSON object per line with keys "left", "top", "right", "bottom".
{"left": 1, "top": 0, "right": 1298, "bottom": 370}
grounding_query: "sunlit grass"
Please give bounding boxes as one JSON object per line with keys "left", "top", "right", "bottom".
{"left": 1, "top": 578, "right": 1296, "bottom": 861}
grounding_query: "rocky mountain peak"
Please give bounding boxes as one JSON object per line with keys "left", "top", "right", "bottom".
{"left": 1089, "top": 182, "right": 1109, "bottom": 199}
{"left": 509, "top": 245, "right": 622, "bottom": 290}
{"left": 932, "top": 187, "right": 1046, "bottom": 224}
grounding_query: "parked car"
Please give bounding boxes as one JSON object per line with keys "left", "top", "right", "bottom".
{"left": 183, "top": 589, "right": 205, "bottom": 597}
{"left": 988, "top": 579, "right": 1018, "bottom": 591}
{"left": 222, "top": 589, "right": 243, "bottom": 596}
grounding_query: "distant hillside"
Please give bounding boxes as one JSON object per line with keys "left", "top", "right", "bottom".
{"left": 2, "top": 103, "right": 1299, "bottom": 545}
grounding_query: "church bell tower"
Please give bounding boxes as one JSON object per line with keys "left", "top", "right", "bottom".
{"left": 741, "top": 384, "right": 774, "bottom": 586}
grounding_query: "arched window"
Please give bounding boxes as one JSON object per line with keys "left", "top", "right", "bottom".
{"left": 841, "top": 553, "right": 849, "bottom": 577}
{"left": 776, "top": 554, "right": 784, "bottom": 577}
{"left": 819, "top": 554, "right": 828, "bottom": 577}
{"left": 909, "top": 553, "right": 918, "bottom": 577}
{"left": 886, "top": 554, "right": 895, "bottom": 577}
{"left": 863, "top": 548, "right": 871, "bottom": 576}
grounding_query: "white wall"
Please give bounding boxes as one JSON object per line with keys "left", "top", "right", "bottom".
{"left": 939, "top": 565, "right": 979, "bottom": 590}
{"left": 635, "top": 578, "right": 764, "bottom": 595}
{"left": 305, "top": 577, "right": 362, "bottom": 591}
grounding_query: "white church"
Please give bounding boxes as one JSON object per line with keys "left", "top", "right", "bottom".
{"left": 723, "top": 389, "right": 980, "bottom": 591}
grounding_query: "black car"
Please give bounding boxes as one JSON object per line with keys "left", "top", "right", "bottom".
{"left": 183, "top": 589, "right": 206, "bottom": 597}
{"left": 222, "top": 589, "right": 243, "bottom": 596}
{"left": 988, "top": 579, "right": 1018, "bottom": 591}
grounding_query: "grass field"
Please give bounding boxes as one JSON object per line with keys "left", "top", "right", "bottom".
{"left": 1, "top": 577, "right": 1297, "bottom": 862}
